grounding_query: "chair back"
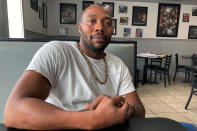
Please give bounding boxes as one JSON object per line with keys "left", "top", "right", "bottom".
{"left": 191, "top": 53, "right": 197, "bottom": 66}
{"left": 164, "top": 55, "right": 172, "bottom": 71}
{"left": 150, "top": 58, "right": 162, "bottom": 66}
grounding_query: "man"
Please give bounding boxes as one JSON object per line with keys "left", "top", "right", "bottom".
{"left": 4, "top": 4, "right": 145, "bottom": 130}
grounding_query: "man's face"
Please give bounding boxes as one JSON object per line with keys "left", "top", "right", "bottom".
{"left": 79, "top": 5, "right": 113, "bottom": 52}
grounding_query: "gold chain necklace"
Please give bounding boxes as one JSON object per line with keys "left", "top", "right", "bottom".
{"left": 77, "top": 44, "right": 108, "bottom": 84}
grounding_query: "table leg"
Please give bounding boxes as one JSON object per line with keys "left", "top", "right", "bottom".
{"left": 142, "top": 58, "right": 148, "bottom": 85}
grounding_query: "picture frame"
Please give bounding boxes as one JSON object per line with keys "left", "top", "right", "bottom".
{"left": 123, "top": 28, "right": 131, "bottom": 37}
{"left": 38, "top": 6, "right": 43, "bottom": 20}
{"left": 136, "top": 28, "right": 143, "bottom": 38}
{"left": 120, "top": 17, "right": 128, "bottom": 25}
{"left": 119, "top": 5, "right": 128, "bottom": 14}
{"left": 58, "top": 27, "right": 68, "bottom": 36}
{"left": 83, "top": 1, "right": 94, "bottom": 11}
{"left": 42, "top": 3, "right": 47, "bottom": 28}
{"left": 112, "top": 19, "right": 117, "bottom": 35}
{"left": 103, "top": 2, "right": 114, "bottom": 17}
{"left": 188, "top": 26, "right": 197, "bottom": 39}
{"left": 156, "top": 3, "right": 180, "bottom": 37}
{"left": 31, "top": 0, "right": 38, "bottom": 12}
{"left": 182, "top": 13, "right": 189, "bottom": 22}
{"left": 60, "top": 3, "right": 77, "bottom": 24}
{"left": 192, "top": 7, "right": 197, "bottom": 16}
{"left": 132, "top": 6, "right": 148, "bottom": 26}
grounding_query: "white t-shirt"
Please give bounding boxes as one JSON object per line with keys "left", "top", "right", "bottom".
{"left": 26, "top": 41, "right": 135, "bottom": 111}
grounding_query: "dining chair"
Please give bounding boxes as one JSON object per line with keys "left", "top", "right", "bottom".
{"left": 188, "top": 54, "right": 197, "bottom": 84}
{"left": 185, "top": 72, "right": 197, "bottom": 110}
{"left": 191, "top": 53, "right": 197, "bottom": 66}
{"left": 173, "top": 53, "right": 190, "bottom": 82}
{"left": 147, "top": 58, "right": 163, "bottom": 83}
{"left": 149, "top": 55, "right": 172, "bottom": 87}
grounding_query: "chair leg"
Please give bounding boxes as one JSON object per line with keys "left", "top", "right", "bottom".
{"left": 185, "top": 69, "right": 188, "bottom": 82}
{"left": 185, "top": 87, "right": 194, "bottom": 110}
{"left": 160, "top": 73, "right": 162, "bottom": 80}
{"left": 164, "top": 73, "right": 166, "bottom": 87}
{"left": 150, "top": 70, "right": 152, "bottom": 83}
{"left": 173, "top": 69, "right": 177, "bottom": 81}
{"left": 168, "top": 72, "right": 171, "bottom": 85}
{"left": 154, "top": 71, "right": 157, "bottom": 83}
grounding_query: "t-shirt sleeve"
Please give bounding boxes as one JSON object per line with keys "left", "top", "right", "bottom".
{"left": 118, "top": 62, "right": 135, "bottom": 96}
{"left": 26, "top": 43, "right": 59, "bottom": 86}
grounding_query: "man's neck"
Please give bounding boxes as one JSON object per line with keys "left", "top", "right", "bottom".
{"left": 78, "top": 42, "right": 105, "bottom": 59}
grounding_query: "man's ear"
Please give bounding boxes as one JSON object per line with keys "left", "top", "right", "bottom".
{"left": 78, "top": 23, "right": 82, "bottom": 34}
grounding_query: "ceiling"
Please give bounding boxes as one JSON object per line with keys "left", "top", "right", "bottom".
{"left": 113, "top": 0, "right": 197, "bottom": 5}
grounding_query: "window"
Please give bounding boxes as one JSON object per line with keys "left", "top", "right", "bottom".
{"left": 7, "top": 0, "right": 24, "bottom": 38}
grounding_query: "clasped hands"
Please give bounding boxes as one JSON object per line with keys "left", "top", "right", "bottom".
{"left": 84, "top": 95, "right": 134, "bottom": 129}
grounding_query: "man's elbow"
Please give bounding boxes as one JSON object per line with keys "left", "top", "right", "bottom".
{"left": 4, "top": 108, "right": 13, "bottom": 127}
{"left": 4, "top": 102, "right": 18, "bottom": 128}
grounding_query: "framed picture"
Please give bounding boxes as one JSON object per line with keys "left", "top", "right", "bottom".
{"left": 112, "top": 19, "right": 117, "bottom": 35}
{"left": 132, "top": 6, "right": 148, "bottom": 26}
{"left": 119, "top": 5, "right": 128, "bottom": 14}
{"left": 123, "top": 28, "right": 131, "bottom": 37}
{"left": 31, "top": 0, "right": 38, "bottom": 12}
{"left": 103, "top": 2, "right": 114, "bottom": 17}
{"left": 83, "top": 1, "right": 94, "bottom": 10}
{"left": 136, "top": 28, "right": 143, "bottom": 38}
{"left": 42, "top": 3, "right": 47, "bottom": 28}
{"left": 188, "top": 26, "right": 197, "bottom": 39}
{"left": 60, "top": 3, "right": 77, "bottom": 24}
{"left": 120, "top": 17, "right": 128, "bottom": 25}
{"left": 182, "top": 13, "right": 189, "bottom": 22}
{"left": 58, "top": 27, "right": 68, "bottom": 36}
{"left": 192, "top": 7, "right": 197, "bottom": 16}
{"left": 38, "top": 6, "right": 42, "bottom": 20}
{"left": 156, "top": 3, "right": 180, "bottom": 37}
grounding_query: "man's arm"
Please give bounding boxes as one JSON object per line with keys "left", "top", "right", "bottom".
{"left": 85, "top": 91, "right": 145, "bottom": 118}
{"left": 4, "top": 71, "right": 131, "bottom": 130}
{"left": 122, "top": 91, "right": 145, "bottom": 117}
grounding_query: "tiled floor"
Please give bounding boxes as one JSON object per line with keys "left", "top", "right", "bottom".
{"left": 137, "top": 79, "right": 197, "bottom": 126}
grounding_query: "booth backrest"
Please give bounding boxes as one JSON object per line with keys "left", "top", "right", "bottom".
{"left": 0, "top": 40, "right": 136, "bottom": 123}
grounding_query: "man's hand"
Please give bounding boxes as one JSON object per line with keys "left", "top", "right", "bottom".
{"left": 84, "top": 95, "right": 125, "bottom": 110}
{"left": 84, "top": 95, "right": 133, "bottom": 129}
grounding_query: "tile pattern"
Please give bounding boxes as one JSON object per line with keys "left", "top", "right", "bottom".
{"left": 137, "top": 80, "right": 197, "bottom": 126}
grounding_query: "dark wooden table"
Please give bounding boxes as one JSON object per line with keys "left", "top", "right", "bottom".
{"left": 0, "top": 117, "right": 187, "bottom": 131}
{"left": 137, "top": 54, "right": 165, "bottom": 84}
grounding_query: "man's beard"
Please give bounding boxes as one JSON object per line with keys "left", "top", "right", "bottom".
{"left": 81, "top": 30, "right": 111, "bottom": 52}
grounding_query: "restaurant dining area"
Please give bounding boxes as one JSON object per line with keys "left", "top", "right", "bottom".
{"left": 0, "top": 0, "right": 197, "bottom": 130}
{"left": 135, "top": 38, "right": 197, "bottom": 127}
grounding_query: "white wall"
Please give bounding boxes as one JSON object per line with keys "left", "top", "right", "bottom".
{"left": 22, "top": 0, "right": 197, "bottom": 39}
{"left": 22, "top": 0, "right": 48, "bottom": 35}
{"left": 47, "top": 0, "right": 81, "bottom": 36}
{"left": 178, "top": 5, "right": 197, "bottom": 39}
{"left": 113, "top": 1, "right": 158, "bottom": 39}
{"left": 47, "top": 0, "right": 197, "bottom": 39}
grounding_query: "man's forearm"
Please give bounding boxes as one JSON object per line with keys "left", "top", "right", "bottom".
{"left": 4, "top": 97, "right": 95, "bottom": 130}
{"left": 131, "top": 104, "right": 145, "bottom": 118}
{"left": 122, "top": 91, "right": 145, "bottom": 118}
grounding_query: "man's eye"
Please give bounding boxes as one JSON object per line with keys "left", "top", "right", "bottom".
{"left": 88, "top": 19, "right": 96, "bottom": 24}
{"left": 104, "top": 21, "right": 112, "bottom": 26}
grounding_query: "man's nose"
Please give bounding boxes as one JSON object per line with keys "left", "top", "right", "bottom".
{"left": 95, "top": 21, "right": 104, "bottom": 32}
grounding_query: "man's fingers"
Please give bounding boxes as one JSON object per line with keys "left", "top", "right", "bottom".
{"left": 84, "top": 104, "right": 92, "bottom": 110}
{"left": 120, "top": 102, "right": 133, "bottom": 118}
{"left": 112, "top": 96, "right": 125, "bottom": 106}
{"left": 91, "top": 95, "right": 110, "bottom": 110}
